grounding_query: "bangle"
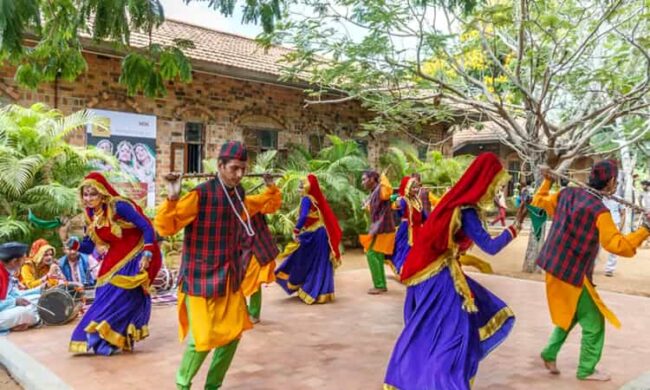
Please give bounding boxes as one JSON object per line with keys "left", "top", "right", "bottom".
{"left": 142, "top": 250, "right": 153, "bottom": 258}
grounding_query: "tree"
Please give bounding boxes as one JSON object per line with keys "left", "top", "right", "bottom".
{"left": 378, "top": 139, "right": 472, "bottom": 190}
{"left": 259, "top": 0, "right": 650, "bottom": 272}
{"left": 0, "top": 103, "right": 111, "bottom": 244}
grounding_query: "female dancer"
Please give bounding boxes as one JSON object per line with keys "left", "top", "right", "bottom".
{"left": 275, "top": 174, "right": 342, "bottom": 304}
{"left": 69, "top": 172, "right": 161, "bottom": 355}
{"left": 384, "top": 153, "right": 525, "bottom": 390}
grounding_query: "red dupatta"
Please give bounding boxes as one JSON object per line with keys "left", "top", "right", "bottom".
{"left": 401, "top": 153, "right": 507, "bottom": 285}
{"left": 306, "top": 174, "right": 343, "bottom": 261}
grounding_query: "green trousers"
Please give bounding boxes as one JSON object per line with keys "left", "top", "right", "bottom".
{"left": 366, "top": 238, "right": 387, "bottom": 289}
{"left": 248, "top": 288, "right": 262, "bottom": 320}
{"left": 176, "top": 298, "right": 241, "bottom": 390}
{"left": 541, "top": 286, "right": 605, "bottom": 379}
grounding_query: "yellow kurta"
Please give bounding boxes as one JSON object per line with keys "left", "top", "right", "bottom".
{"left": 154, "top": 184, "right": 280, "bottom": 351}
{"left": 533, "top": 179, "right": 650, "bottom": 330}
{"left": 359, "top": 174, "right": 396, "bottom": 255}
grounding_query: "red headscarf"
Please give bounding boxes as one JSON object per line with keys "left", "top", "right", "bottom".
{"left": 306, "top": 174, "right": 343, "bottom": 261}
{"left": 398, "top": 177, "right": 411, "bottom": 197}
{"left": 400, "top": 153, "right": 507, "bottom": 283}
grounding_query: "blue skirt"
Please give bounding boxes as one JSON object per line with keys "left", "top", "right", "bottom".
{"left": 275, "top": 226, "right": 335, "bottom": 304}
{"left": 70, "top": 252, "right": 151, "bottom": 355}
{"left": 387, "top": 220, "right": 410, "bottom": 277}
{"left": 384, "top": 266, "right": 515, "bottom": 390}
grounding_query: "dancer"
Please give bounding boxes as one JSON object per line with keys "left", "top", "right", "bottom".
{"left": 155, "top": 141, "right": 280, "bottom": 390}
{"left": 534, "top": 161, "right": 650, "bottom": 381}
{"left": 359, "top": 171, "right": 395, "bottom": 294}
{"left": 388, "top": 176, "right": 426, "bottom": 277}
{"left": 69, "top": 172, "right": 162, "bottom": 355}
{"left": 0, "top": 242, "right": 41, "bottom": 332}
{"left": 241, "top": 197, "right": 282, "bottom": 323}
{"left": 384, "top": 153, "right": 524, "bottom": 390}
{"left": 275, "top": 174, "right": 342, "bottom": 304}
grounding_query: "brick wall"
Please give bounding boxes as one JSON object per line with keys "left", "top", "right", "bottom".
{"left": 0, "top": 52, "right": 451, "bottom": 197}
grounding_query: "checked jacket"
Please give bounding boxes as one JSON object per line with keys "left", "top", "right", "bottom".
{"left": 536, "top": 187, "right": 608, "bottom": 287}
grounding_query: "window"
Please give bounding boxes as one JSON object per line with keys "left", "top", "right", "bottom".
{"left": 418, "top": 145, "right": 428, "bottom": 160}
{"left": 309, "top": 134, "right": 324, "bottom": 156}
{"left": 170, "top": 122, "right": 204, "bottom": 174}
{"left": 257, "top": 129, "right": 278, "bottom": 152}
{"left": 355, "top": 139, "right": 368, "bottom": 156}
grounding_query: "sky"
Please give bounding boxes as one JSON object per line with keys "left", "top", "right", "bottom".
{"left": 159, "top": 0, "right": 263, "bottom": 38}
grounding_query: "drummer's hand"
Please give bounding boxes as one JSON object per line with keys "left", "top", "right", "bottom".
{"left": 15, "top": 298, "right": 30, "bottom": 307}
{"left": 47, "top": 264, "right": 61, "bottom": 278}
{"left": 139, "top": 251, "right": 152, "bottom": 272}
{"left": 263, "top": 173, "right": 276, "bottom": 187}
{"left": 164, "top": 172, "right": 182, "bottom": 201}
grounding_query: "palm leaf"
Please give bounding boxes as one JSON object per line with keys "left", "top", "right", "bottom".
{"left": 0, "top": 154, "right": 44, "bottom": 197}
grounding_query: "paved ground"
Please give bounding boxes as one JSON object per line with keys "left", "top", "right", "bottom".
{"left": 0, "top": 366, "right": 20, "bottom": 390}
{"left": 6, "top": 264, "right": 650, "bottom": 390}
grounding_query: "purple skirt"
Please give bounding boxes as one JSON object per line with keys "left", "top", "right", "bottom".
{"left": 70, "top": 252, "right": 151, "bottom": 355}
{"left": 387, "top": 220, "right": 409, "bottom": 277}
{"left": 275, "top": 226, "right": 335, "bottom": 304}
{"left": 384, "top": 266, "right": 515, "bottom": 390}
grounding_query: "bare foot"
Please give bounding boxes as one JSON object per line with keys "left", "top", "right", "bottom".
{"left": 249, "top": 316, "right": 260, "bottom": 324}
{"left": 542, "top": 359, "right": 560, "bottom": 375}
{"left": 579, "top": 370, "right": 611, "bottom": 381}
{"left": 367, "top": 287, "right": 388, "bottom": 295}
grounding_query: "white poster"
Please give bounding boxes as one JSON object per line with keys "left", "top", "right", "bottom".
{"left": 87, "top": 109, "right": 157, "bottom": 208}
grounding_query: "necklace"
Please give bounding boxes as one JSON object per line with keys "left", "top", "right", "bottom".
{"left": 217, "top": 174, "right": 255, "bottom": 237}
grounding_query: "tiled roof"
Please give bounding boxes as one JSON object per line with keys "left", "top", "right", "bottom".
{"left": 85, "top": 19, "right": 294, "bottom": 79}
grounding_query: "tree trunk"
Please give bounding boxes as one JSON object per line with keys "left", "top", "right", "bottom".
{"left": 521, "top": 153, "right": 546, "bottom": 273}
{"left": 616, "top": 124, "right": 636, "bottom": 233}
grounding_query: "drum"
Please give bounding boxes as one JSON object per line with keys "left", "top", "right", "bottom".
{"left": 152, "top": 265, "right": 174, "bottom": 293}
{"left": 37, "top": 285, "right": 83, "bottom": 325}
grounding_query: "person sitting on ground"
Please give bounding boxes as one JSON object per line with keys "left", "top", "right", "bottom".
{"left": 0, "top": 242, "right": 42, "bottom": 332}
{"left": 20, "top": 241, "right": 64, "bottom": 289}
{"left": 59, "top": 237, "right": 97, "bottom": 287}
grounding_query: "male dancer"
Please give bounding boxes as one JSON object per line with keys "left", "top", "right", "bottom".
{"left": 533, "top": 160, "right": 650, "bottom": 381}
{"left": 155, "top": 141, "right": 280, "bottom": 389}
{"left": 359, "top": 170, "right": 395, "bottom": 294}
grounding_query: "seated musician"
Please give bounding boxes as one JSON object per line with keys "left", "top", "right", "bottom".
{"left": 0, "top": 242, "right": 42, "bottom": 332}
{"left": 58, "top": 237, "right": 97, "bottom": 287}
{"left": 21, "top": 240, "right": 65, "bottom": 288}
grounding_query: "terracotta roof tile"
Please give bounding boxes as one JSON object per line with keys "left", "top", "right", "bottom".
{"left": 87, "top": 19, "right": 294, "bottom": 78}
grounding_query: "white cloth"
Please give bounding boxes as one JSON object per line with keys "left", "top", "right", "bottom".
{"left": 0, "top": 275, "right": 41, "bottom": 331}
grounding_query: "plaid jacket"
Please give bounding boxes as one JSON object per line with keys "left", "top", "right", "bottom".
{"left": 537, "top": 187, "right": 608, "bottom": 286}
{"left": 250, "top": 214, "right": 279, "bottom": 266}
{"left": 419, "top": 189, "right": 432, "bottom": 214}
{"left": 368, "top": 184, "right": 395, "bottom": 235}
{"left": 181, "top": 178, "right": 253, "bottom": 297}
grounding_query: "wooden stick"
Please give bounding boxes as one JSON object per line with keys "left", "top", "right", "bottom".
{"left": 164, "top": 172, "right": 283, "bottom": 181}
{"left": 547, "top": 168, "right": 648, "bottom": 214}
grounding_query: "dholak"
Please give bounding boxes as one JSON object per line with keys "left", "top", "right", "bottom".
{"left": 37, "top": 286, "right": 83, "bottom": 325}
{"left": 152, "top": 265, "right": 174, "bottom": 293}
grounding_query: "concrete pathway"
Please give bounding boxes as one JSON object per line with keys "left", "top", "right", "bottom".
{"left": 6, "top": 268, "right": 650, "bottom": 389}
